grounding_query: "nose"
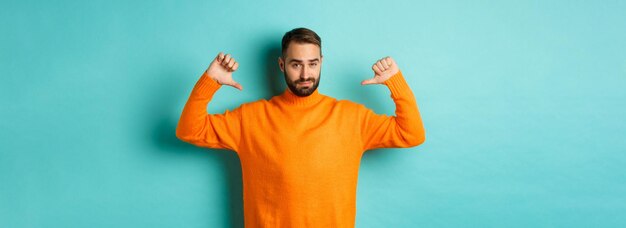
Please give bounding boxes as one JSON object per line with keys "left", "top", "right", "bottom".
{"left": 300, "top": 66, "right": 309, "bottom": 80}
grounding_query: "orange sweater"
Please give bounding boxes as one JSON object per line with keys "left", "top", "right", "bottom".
{"left": 176, "top": 70, "right": 425, "bottom": 227}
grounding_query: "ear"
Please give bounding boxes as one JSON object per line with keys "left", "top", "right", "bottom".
{"left": 278, "top": 56, "right": 284, "bottom": 72}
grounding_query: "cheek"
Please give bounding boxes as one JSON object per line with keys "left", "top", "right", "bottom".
{"left": 310, "top": 68, "right": 321, "bottom": 76}
{"left": 285, "top": 69, "right": 299, "bottom": 80}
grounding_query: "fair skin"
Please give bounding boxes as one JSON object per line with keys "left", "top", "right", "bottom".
{"left": 205, "top": 52, "right": 243, "bottom": 90}
{"left": 204, "top": 44, "right": 400, "bottom": 90}
{"left": 278, "top": 43, "right": 323, "bottom": 95}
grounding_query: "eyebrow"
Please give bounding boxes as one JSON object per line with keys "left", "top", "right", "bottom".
{"left": 288, "top": 58, "right": 320, "bottom": 63}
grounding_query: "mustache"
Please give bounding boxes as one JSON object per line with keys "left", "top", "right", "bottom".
{"left": 295, "top": 78, "right": 315, "bottom": 83}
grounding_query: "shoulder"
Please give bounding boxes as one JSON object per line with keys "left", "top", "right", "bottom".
{"left": 329, "top": 97, "right": 370, "bottom": 113}
{"left": 240, "top": 98, "right": 270, "bottom": 110}
{"left": 336, "top": 99, "right": 359, "bottom": 107}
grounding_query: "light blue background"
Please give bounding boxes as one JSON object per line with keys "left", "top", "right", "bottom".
{"left": 2, "top": 0, "right": 625, "bottom": 227}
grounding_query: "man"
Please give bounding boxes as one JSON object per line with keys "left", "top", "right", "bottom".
{"left": 176, "top": 27, "right": 425, "bottom": 227}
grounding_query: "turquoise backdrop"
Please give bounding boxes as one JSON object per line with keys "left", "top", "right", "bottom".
{"left": 2, "top": 0, "right": 625, "bottom": 227}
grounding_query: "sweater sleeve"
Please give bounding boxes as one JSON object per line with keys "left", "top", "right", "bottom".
{"left": 361, "top": 70, "right": 426, "bottom": 151}
{"left": 175, "top": 71, "right": 242, "bottom": 152}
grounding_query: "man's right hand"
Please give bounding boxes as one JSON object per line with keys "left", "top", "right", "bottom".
{"left": 205, "top": 52, "right": 243, "bottom": 90}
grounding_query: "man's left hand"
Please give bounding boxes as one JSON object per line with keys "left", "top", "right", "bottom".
{"left": 361, "top": 56, "right": 399, "bottom": 85}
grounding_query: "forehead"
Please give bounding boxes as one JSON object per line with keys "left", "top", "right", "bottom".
{"left": 284, "top": 42, "right": 321, "bottom": 61}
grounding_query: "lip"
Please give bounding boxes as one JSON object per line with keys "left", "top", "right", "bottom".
{"left": 298, "top": 81, "right": 313, "bottom": 86}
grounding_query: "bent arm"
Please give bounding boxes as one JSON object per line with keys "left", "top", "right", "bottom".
{"left": 175, "top": 71, "right": 242, "bottom": 152}
{"left": 361, "top": 70, "right": 426, "bottom": 151}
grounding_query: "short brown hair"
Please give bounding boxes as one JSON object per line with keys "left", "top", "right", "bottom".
{"left": 281, "top": 27, "right": 322, "bottom": 57}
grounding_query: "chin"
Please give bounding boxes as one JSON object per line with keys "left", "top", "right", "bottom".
{"left": 283, "top": 72, "right": 321, "bottom": 97}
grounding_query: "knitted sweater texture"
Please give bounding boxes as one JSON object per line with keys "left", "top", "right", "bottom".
{"left": 176, "top": 70, "right": 425, "bottom": 227}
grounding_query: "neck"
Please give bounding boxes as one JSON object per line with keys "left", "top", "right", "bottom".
{"left": 278, "top": 88, "right": 324, "bottom": 107}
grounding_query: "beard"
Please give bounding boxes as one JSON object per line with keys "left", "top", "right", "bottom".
{"left": 284, "top": 71, "right": 321, "bottom": 97}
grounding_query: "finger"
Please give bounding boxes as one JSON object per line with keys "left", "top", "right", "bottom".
{"left": 372, "top": 64, "right": 382, "bottom": 75}
{"left": 229, "top": 81, "right": 243, "bottom": 91}
{"left": 223, "top": 54, "right": 232, "bottom": 66}
{"left": 234, "top": 82, "right": 243, "bottom": 91}
{"left": 231, "top": 62, "right": 239, "bottom": 71}
{"left": 376, "top": 61, "right": 386, "bottom": 71}
{"left": 224, "top": 54, "right": 235, "bottom": 67}
{"left": 380, "top": 58, "right": 390, "bottom": 69}
{"left": 228, "top": 59, "right": 236, "bottom": 70}
{"left": 384, "top": 56, "right": 393, "bottom": 66}
{"left": 222, "top": 59, "right": 231, "bottom": 68}
{"left": 361, "top": 78, "right": 378, "bottom": 85}
{"left": 217, "top": 52, "right": 225, "bottom": 63}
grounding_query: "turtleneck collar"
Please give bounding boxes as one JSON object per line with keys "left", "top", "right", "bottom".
{"left": 278, "top": 88, "right": 324, "bottom": 107}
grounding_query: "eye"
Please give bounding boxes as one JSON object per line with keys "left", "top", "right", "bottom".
{"left": 292, "top": 64, "right": 301, "bottom": 68}
{"left": 310, "top": 63, "right": 318, "bottom": 66}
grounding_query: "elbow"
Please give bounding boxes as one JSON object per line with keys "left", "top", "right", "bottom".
{"left": 175, "top": 124, "right": 192, "bottom": 143}
{"left": 403, "top": 127, "right": 426, "bottom": 147}
{"left": 175, "top": 127, "right": 185, "bottom": 142}
{"left": 175, "top": 128, "right": 184, "bottom": 141}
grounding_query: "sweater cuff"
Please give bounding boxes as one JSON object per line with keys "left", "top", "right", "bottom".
{"left": 192, "top": 71, "right": 222, "bottom": 98}
{"left": 383, "top": 70, "right": 411, "bottom": 99}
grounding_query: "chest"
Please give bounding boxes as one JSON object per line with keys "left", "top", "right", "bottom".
{"left": 239, "top": 106, "right": 363, "bottom": 172}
